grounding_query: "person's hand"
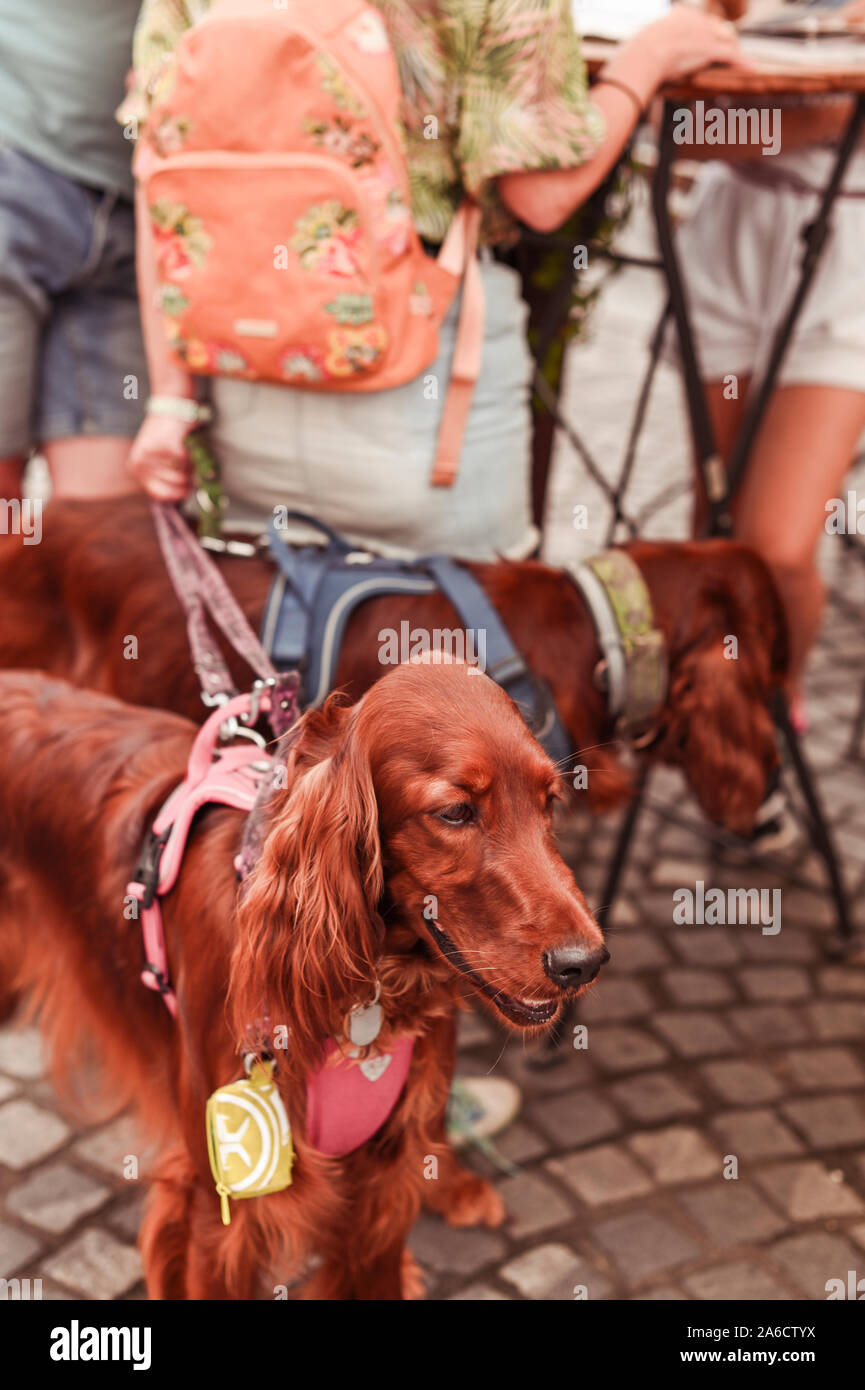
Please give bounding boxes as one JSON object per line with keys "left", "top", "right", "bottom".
{"left": 128, "top": 413, "right": 194, "bottom": 502}
{"left": 639, "top": 6, "right": 752, "bottom": 87}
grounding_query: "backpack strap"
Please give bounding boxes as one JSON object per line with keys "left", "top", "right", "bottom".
{"left": 423, "top": 556, "right": 572, "bottom": 767}
{"left": 430, "top": 202, "right": 485, "bottom": 489}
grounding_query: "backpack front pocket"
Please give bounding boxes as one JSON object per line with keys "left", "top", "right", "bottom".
{"left": 147, "top": 151, "right": 387, "bottom": 384}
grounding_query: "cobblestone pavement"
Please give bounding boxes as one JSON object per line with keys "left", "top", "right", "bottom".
{"left": 2, "top": 197, "right": 865, "bottom": 1300}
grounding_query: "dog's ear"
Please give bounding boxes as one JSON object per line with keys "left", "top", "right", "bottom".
{"left": 229, "top": 695, "right": 382, "bottom": 1073}
{"left": 658, "top": 546, "right": 788, "bottom": 834}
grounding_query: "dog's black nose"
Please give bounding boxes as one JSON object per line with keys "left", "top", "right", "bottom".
{"left": 543, "top": 943, "right": 610, "bottom": 990}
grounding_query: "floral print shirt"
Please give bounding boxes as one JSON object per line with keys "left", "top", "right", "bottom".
{"left": 119, "top": 0, "right": 603, "bottom": 246}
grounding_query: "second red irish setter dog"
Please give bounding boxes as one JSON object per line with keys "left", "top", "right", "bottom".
{"left": 0, "top": 661, "right": 607, "bottom": 1300}
{"left": 0, "top": 496, "right": 788, "bottom": 833}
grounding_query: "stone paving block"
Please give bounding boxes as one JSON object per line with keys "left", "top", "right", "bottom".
{"left": 0, "top": 1027, "right": 45, "bottom": 1080}
{"left": 711, "top": 1108, "right": 804, "bottom": 1159}
{"left": 548, "top": 1144, "right": 653, "bottom": 1207}
{"left": 632, "top": 1285, "right": 688, "bottom": 1300}
{"left": 532, "top": 1090, "right": 622, "bottom": 1149}
{"left": 495, "top": 1172, "right": 573, "bottom": 1238}
{"left": 610, "top": 1071, "right": 701, "bottom": 1124}
{"left": 581, "top": 979, "right": 653, "bottom": 1022}
{"left": 818, "top": 966, "right": 865, "bottom": 997}
{"left": 781, "top": 892, "right": 841, "bottom": 930}
{"left": 671, "top": 930, "right": 743, "bottom": 967}
{"left": 699, "top": 1060, "right": 783, "bottom": 1106}
{"left": 73, "top": 1115, "right": 148, "bottom": 1180}
{"left": 105, "top": 1192, "right": 148, "bottom": 1245}
{"left": 739, "top": 930, "right": 817, "bottom": 963}
{"left": 409, "top": 1215, "right": 506, "bottom": 1276}
{"left": 664, "top": 971, "right": 734, "bottom": 1007}
{"left": 500, "top": 1243, "right": 612, "bottom": 1300}
{"left": 769, "top": 1230, "right": 863, "bottom": 1299}
{"left": 628, "top": 1126, "right": 719, "bottom": 1185}
{"left": 754, "top": 1161, "right": 864, "bottom": 1222}
{"left": 738, "top": 967, "right": 810, "bottom": 1003}
{"left": 781, "top": 1046, "right": 865, "bottom": 1091}
{"left": 683, "top": 1261, "right": 791, "bottom": 1301}
{"left": 591, "top": 1211, "right": 701, "bottom": 1283}
{"left": 449, "top": 1284, "right": 512, "bottom": 1300}
{"left": 650, "top": 859, "right": 712, "bottom": 890}
{"left": 676, "top": 1181, "right": 788, "bottom": 1246}
{"left": 584, "top": 1026, "right": 669, "bottom": 1074}
{"left": 653, "top": 1011, "right": 737, "bottom": 1059}
{"left": 6, "top": 1162, "right": 110, "bottom": 1235}
{"left": 0, "top": 1220, "right": 43, "bottom": 1278}
{"left": 602, "top": 931, "right": 670, "bottom": 973}
{"left": 806, "top": 1001, "right": 865, "bottom": 1041}
{"left": 42, "top": 1228, "right": 143, "bottom": 1300}
{"left": 781, "top": 1094, "right": 865, "bottom": 1149}
{"left": 0, "top": 1099, "right": 70, "bottom": 1170}
{"left": 505, "top": 1048, "right": 597, "bottom": 1096}
{"left": 727, "top": 1005, "right": 808, "bottom": 1047}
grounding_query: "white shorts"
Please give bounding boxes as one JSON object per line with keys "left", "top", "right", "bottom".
{"left": 667, "top": 159, "right": 865, "bottom": 393}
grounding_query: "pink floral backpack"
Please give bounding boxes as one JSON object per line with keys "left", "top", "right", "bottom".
{"left": 134, "top": 0, "right": 484, "bottom": 485}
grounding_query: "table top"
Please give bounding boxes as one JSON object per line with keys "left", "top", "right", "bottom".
{"left": 582, "top": 36, "right": 865, "bottom": 94}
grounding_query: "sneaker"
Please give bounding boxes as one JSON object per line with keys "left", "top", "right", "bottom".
{"left": 447, "top": 1077, "right": 521, "bottom": 1150}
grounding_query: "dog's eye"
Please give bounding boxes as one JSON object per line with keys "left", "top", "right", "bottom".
{"left": 437, "top": 802, "right": 475, "bottom": 826}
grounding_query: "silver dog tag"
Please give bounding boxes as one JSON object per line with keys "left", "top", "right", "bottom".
{"left": 347, "top": 1000, "right": 383, "bottom": 1047}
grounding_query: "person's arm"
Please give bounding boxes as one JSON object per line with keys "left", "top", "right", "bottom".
{"left": 128, "top": 182, "right": 201, "bottom": 501}
{"left": 498, "top": 7, "right": 750, "bottom": 232}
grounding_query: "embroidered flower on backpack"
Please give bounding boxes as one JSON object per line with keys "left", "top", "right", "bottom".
{"left": 357, "top": 162, "right": 412, "bottom": 256}
{"left": 152, "top": 114, "right": 191, "bottom": 157}
{"left": 150, "top": 200, "right": 212, "bottom": 277}
{"left": 324, "top": 293, "right": 374, "bottom": 325}
{"left": 346, "top": 11, "right": 391, "bottom": 55}
{"left": 325, "top": 324, "right": 387, "bottom": 376}
{"left": 303, "top": 116, "right": 379, "bottom": 169}
{"left": 279, "top": 346, "right": 327, "bottom": 383}
{"left": 159, "top": 284, "right": 190, "bottom": 318}
{"left": 291, "top": 202, "right": 362, "bottom": 276}
{"left": 314, "top": 52, "right": 366, "bottom": 117}
{"left": 183, "top": 339, "right": 250, "bottom": 375}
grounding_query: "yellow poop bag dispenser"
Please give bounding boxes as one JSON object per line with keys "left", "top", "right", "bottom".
{"left": 206, "top": 1057, "right": 294, "bottom": 1225}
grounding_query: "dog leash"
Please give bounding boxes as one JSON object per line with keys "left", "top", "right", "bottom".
{"left": 150, "top": 502, "right": 297, "bottom": 737}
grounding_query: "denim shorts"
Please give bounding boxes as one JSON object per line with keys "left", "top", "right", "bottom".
{"left": 209, "top": 258, "right": 539, "bottom": 562}
{"left": 0, "top": 143, "right": 147, "bottom": 455}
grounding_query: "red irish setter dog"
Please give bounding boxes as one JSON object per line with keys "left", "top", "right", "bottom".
{"left": 0, "top": 661, "right": 607, "bottom": 1300}
{"left": 0, "top": 496, "right": 787, "bottom": 833}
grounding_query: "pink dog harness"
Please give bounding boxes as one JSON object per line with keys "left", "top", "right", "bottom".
{"left": 126, "top": 688, "right": 414, "bottom": 1157}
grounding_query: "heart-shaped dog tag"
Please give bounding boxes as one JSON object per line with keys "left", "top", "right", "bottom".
{"left": 359, "top": 1052, "right": 392, "bottom": 1083}
{"left": 347, "top": 1001, "right": 383, "bottom": 1047}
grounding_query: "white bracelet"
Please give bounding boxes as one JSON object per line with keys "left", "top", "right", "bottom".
{"left": 146, "top": 395, "right": 212, "bottom": 425}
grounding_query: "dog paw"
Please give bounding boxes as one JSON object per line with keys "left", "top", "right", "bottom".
{"left": 443, "top": 1175, "right": 507, "bottom": 1229}
{"left": 401, "top": 1248, "right": 426, "bottom": 1301}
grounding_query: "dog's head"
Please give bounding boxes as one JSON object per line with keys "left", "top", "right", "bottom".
{"left": 632, "top": 539, "right": 789, "bottom": 834}
{"left": 230, "top": 660, "right": 606, "bottom": 1068}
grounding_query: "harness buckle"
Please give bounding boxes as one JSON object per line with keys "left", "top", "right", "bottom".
{"left": 130, "top": 825, "right": 172, "bottom": 911}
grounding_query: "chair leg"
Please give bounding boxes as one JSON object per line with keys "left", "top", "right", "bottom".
{"left": 773, "top": 691, "right": 855, "bottom": 955}
{"left": 537, "top": 766, "right": 652, "bottom": 1061}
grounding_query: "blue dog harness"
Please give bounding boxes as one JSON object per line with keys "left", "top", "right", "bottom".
{"left": 260, "top": 513, "right": 573, "bottom": 767}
